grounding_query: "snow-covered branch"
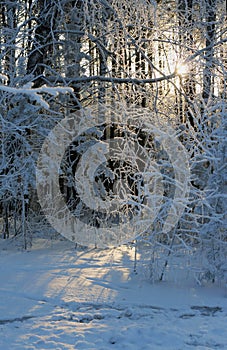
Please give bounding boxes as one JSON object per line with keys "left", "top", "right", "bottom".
{"left": 0, "top": 83, "right": 73, "bottom": 109}
{"left": 36, "top": 73, "right": 176, "bottom": 86}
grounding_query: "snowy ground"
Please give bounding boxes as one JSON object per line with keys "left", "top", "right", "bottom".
{"left": 0, "top": 238, "right": 226, "bottom": 350}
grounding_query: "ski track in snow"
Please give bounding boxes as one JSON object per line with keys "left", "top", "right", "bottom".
{"left": 0, "top": 239, "right": 226, "bottom": 350}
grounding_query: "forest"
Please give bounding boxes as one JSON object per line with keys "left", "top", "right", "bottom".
{"left": 0, "top": 0, "right": 226, "bottom": 284}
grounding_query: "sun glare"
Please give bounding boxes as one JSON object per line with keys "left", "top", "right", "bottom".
{"left": 176, "top": 62, "right": 189, "bottom": 76}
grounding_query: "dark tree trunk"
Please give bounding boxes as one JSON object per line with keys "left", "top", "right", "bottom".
{"left": 27, "top": 1, "right": 57, "bottom": 87}
{"left": 202, "top": 0, "right": 216, "bottom": 103}
{"left": 177, "top": 0, "right": 196, "bottom": 127}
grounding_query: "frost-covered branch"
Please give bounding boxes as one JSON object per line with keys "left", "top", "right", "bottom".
{"left": 0, "top": 82, "right": 73, "bottom": 109}
{"left": 44, "top": 73, "right": 176, "bottom": 86}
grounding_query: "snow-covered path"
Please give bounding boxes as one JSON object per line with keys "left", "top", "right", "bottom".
{"left": 0, "top": 240, "right": 226, "bottom": 349}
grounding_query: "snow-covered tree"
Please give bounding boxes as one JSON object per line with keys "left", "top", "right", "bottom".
{"left": 0, "top": 0, "right": 226, "bottom": 285}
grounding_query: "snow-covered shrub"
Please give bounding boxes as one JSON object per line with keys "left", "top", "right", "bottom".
{"left": 0, "top": 84, "right": 71, "bottom": 247}
{"left": 133, "top": 101, "right": 226, "bottom": 286}
{"left": 192, "top": 104, "right": 227, "bottom": 284}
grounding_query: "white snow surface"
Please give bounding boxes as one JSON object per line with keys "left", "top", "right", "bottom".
{"left": 0, "top": 238, "right": 226, "bottom": 350}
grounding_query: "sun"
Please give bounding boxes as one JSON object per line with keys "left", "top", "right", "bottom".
{"left": 175, "top": 62, "right": 189, "bottom": 76}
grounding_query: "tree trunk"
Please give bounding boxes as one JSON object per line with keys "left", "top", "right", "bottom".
{"left": 177, "top": 0, "right": 196, "bottom": 127}
{"left": 202, "top": 0, "right": 216, "bottom": 103}
{"left": 27, "top": 1, "right": 57, "bottom": 87}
